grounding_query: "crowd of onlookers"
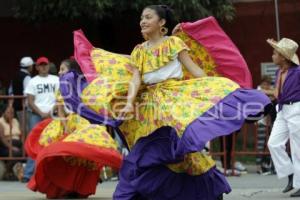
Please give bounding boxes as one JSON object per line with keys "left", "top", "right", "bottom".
{"left": 0, "top": 56, "right": 59, "bottom": 181}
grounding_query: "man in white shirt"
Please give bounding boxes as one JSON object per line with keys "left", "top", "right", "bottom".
{"left": 22, "top": 56, "right": 59, "bottom": 182}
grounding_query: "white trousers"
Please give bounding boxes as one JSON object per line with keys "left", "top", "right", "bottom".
{"left": 268, "top": 102, "right": 300, "bottom": 188}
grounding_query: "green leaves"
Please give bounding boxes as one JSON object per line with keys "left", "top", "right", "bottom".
{"left": 13, "top": 0, "right": 235, "bottom": 22}
{"left": 13, "top": 0, "right": 114, "bottom": 21}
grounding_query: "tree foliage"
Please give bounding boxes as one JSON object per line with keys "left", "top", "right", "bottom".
{"left": 13, "top": 0, "right": 235, "bottom": 22}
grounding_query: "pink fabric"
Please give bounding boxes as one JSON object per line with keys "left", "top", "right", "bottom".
{"left": 181, "top": 16, "right": 253, "bottom": 88}
{"left": 73, "top": 30, "right": 98, "bottom": 83}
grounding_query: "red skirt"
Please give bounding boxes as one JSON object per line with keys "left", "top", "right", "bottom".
{"left": 25, "top": 119, "right": 122, "bottom": 198}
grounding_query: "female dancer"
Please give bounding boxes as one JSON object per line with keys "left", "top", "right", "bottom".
{"left": 25, "top": 59, "right": 122, "bottom": 198}
{"left": 71, "top": 5, "right": 271, "bottom": 200}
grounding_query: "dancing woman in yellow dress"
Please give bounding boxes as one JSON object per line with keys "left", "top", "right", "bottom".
{"left": 25, "top": 59, "right": 122, "bottom": 199}
{"left": 69, "top": 5, "right": 271, "bottom": 200}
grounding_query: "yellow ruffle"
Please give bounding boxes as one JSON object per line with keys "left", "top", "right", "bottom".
{"left": 38, "top": 114, "right": 90, "bottom": 146}
{"left": 63, "top": 124, "right": 118, "bottom": 150}
{"left": 167, "top": 152, "right": 215, "bottom": 175}
{"left": 131, "top": 36, "right": 189, "bottom": 74}
{"left": 81, "top": 77, "right": 130, "bottom": 119}
{"left": 38, "top": 114, "right": 118, "bottom": 150}
{"left": 91, "top": 48, "right": 133, "bottom": 82}
{"left": 175, "top": 31, "right": 220, "bottom": 79}
{"left": 39, "top": 120, "right": 64, "bottom": 146}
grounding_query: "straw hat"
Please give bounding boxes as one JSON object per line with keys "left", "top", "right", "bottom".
{"left": 267, "top": 38, "right": 299, "bottom": 65}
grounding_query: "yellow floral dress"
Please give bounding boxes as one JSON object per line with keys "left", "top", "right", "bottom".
{"left": 81, "top": 36, "right": 239, "bottom": 175}
{"left": 38, "top": 91, "right": 119, "bottom": 152}
{"left": 73, "top": 21, "right": 270, "bottom": 199}
{"left": 26, "top": 91, "right": 122, "bottom": 199}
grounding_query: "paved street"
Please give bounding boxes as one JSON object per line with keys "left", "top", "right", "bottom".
{"left": 0, "top": 180, "right": 116, "bottom": 200}
{"left": 224, "top": 174, "right": 289, "bottom": 200}
{"left": 0, "top": 173, "right": 296, "bottom": 200}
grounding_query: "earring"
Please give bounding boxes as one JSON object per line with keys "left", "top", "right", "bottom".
{"left": 160, "top": 27, "right": 168, "bottom": 36}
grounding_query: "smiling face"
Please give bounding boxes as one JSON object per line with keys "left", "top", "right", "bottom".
{"left": 140, "top": 8, "right": 166, "bottom": 39}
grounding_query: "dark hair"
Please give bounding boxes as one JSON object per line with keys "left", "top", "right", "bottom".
{"left": 144, "top": 5, "right": 177, "bottom": 36}
{"left": 0, "top": 101, "right": 10, "bottom": 116}
{"left": 61, "top": 59, "right": 82, "bottom": 74}
{"left": 261, "top": 75, "right": 272, "bottom": 84}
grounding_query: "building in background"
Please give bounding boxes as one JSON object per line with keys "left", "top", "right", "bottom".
{"left": 223, "top": 0, "right": 300, "bottom": 86}
{"left": 0, "top": 0, "right": 299, "bottom": 88}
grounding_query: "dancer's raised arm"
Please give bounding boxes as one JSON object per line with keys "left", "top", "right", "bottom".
{"left": 179, "top": 50, "right": 207, "bottom": 78}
